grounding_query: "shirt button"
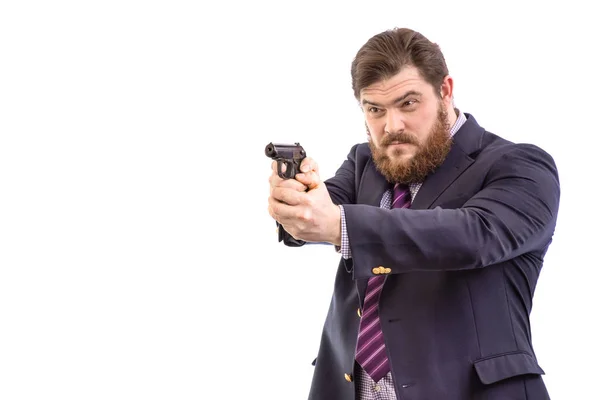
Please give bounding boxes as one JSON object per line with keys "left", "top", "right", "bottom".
{"left": 374, "top": 385, "right": 381, "bottom": 392}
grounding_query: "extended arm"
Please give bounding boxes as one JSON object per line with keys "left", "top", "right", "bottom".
{"left": 343, "top": 144, "right": 560, "bottom": 279}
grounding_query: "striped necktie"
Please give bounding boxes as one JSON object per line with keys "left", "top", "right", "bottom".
{"left": 355, "top": 183, "right": 411, "bottom": 382}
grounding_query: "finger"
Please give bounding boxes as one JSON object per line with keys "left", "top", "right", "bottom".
{"left": 269, "top": 171, "right": 283, "bottom": 186}
{"left": 268, "top": 195, "right": 295, "bottom": 221}
{"left": 295, "top": 170, "right": 321, "bottom": 190}
{"left": 268, "top": 196, "right": 283, "bottom": 221}
{"left": 299, "top": 157, "right": 319, "bottom": 174}
{"left": 271, "top": 187, "right": 304, "bottom": 206}
{"left": 269, "top": 174, "right": 307, "bottom": 192}
{"left": 269, "top": 171, "right": 307, "bottom": 192}
{"left": 267, "top": 199, "right": 279, "bottom": 221}
{"left": 268, "top": 171, "right": 283, "bottom": 195}
{"left": 282, "top": 179, "right": 308, "bottom": 192}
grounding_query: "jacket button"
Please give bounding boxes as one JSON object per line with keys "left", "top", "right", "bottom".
{"left": 344, "top": 373, "right": 353, "bottom": 382}
{"left": 372, "top": 266, "right": 385, "bottom": 274}
{"left": 357, "top": 308, "right": 362, "bottom": 317}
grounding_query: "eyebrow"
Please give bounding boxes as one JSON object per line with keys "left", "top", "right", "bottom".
{"left": 362, "top": 90, "right": 422, "bottom": 107}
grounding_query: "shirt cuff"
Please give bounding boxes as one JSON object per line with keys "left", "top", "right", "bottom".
{"left": 338, "top": 205, "right": 352, "bottom": 259}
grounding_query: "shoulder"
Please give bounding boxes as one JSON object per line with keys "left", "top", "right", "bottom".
{"left": 351, "top": 142, "right": 372, "bottom": 158}
{"left": 461, "top": 114, "right": 556, "bottom": 169}
{"left": 475, "top": 130, "right": 560, "bottom": 202}
{"left": 339, "top": 142, "right": 373, "bottom": 171}
{"left": 480, "top": 132, "right": 557, "bottom": 171}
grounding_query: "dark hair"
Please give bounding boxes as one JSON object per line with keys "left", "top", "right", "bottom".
{"left": 351, "top": 28, "right": 449, "bottom": 100}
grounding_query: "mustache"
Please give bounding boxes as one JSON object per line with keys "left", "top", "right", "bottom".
{"left": 380, "top": 132, "right": 419, "bottom": 147}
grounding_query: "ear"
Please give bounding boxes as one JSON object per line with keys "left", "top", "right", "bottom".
{"left": 439, "top": 75, "right": 454, "bottom": 106}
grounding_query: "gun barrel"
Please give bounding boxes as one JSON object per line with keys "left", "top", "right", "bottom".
{"left": 265, "top": 142, "right": 305, "bottom": 159}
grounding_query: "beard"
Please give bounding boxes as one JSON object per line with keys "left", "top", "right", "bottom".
{"left": 368, "top": 104, "right": 453, "bottom": 184}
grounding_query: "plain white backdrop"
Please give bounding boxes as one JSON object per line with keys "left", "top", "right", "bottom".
{"left": 1, "top": 1, "right": 598, "bottom": 399}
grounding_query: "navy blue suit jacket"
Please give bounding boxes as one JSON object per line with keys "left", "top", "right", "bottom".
{"left": 281, "top": 114, "right": 560, "bottom": 399}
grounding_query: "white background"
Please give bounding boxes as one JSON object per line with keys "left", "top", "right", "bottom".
{"left": 1, "top": 1, "right": 598, "bottom": 399}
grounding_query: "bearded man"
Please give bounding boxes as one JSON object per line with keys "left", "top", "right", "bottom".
{"left": 267, "top": 27, "right": 559, "bottom": 400}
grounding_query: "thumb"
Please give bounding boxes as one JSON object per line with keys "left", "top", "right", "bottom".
{"left": 295, "top": 170, "right": 321, "bottom": 190}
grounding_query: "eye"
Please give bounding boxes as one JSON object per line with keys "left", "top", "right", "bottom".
{"left": 368, "top": 106, "right": 381, "bottom": 113}
{"left": 402, "top": 99, "right": 417, "bottom": 107}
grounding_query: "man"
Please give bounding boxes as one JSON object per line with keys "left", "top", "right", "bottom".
{"left": 267, "top": 27, "right": 559, "bottom": 400}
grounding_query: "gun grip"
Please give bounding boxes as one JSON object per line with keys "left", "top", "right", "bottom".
{"left": 277, "top": 160, "right": 297, "bottom": 179}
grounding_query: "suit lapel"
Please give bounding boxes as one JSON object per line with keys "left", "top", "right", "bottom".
{"left": 357, "top": 157, "right": 391, "bottom": 207}
{"left": 409, "top": 146, "right": 473, "bottom": 209}
{"left": 411, "top": 114, "right": 484, "bottom": 210}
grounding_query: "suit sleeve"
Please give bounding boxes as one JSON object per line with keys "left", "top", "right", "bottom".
{"left": 277, "top": 144, "right": 359, "bottom": 247}
{"left": 343, "top": 144, "right": 560, "bottom": 279}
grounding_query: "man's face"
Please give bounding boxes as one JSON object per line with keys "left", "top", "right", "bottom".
{"left": 362, "top": 66, "right": 453, "bottom": 184}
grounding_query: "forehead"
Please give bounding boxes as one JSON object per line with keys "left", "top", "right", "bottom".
{"left": 360, "top": 66, "right": 432, "bottom": 100}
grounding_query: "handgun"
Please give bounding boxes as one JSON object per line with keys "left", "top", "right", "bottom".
{"left": 265, "top": 142, "right": 306, "bottom": 179}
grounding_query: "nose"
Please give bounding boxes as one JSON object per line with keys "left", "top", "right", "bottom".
{"left": 385, "top": 109, "right": 406, "bottom": 135}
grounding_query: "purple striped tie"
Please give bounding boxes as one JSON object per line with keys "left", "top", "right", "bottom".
{"left": 355, "top": 183, "right": 411, "bottom": 382}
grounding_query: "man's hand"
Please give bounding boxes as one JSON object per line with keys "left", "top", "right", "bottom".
{"left": 268, "top": 158, "right": 341, "bottom": 245}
